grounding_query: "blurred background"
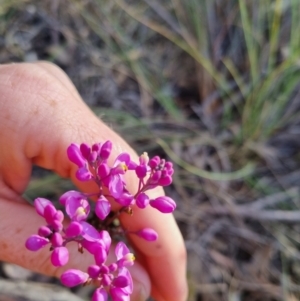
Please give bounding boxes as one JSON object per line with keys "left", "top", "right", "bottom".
{"left": 1, "top": 0, "right": 300, "bottom": 300}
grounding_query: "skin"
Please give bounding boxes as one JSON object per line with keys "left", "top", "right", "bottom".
{"left": 0, "top": 62, "right": 187, "bottom": 301}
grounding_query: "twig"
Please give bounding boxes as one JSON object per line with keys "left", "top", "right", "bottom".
{"left": 240, "top": 187, "right": 299, "bottom": 210}
{"left": 203, "top": 205, "right": 300, "bottom": 223}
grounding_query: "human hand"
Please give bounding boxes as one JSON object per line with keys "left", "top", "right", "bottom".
{"left": 0, "top": 62, "right": 187, "bottom": 301}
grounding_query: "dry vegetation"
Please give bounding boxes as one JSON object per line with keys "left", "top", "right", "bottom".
{"left": 1, "top": 0, "right": 300, "bottom": 300}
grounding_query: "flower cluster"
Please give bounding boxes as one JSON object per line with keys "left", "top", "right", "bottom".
{"left": 25, "top": 141, "right": 176, "bottom": 301}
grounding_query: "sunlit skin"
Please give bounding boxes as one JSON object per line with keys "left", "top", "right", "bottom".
{"left": 0, "top": 62, "right": 187, "bottom": 301}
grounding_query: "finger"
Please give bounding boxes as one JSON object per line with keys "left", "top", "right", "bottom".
{"left": 0, "top": 197, "right": 151, "bottom": 301}
{"left": 0, "top": 62, "right": 187, "bottom": 301}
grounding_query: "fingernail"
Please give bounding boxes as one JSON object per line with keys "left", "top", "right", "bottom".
{"left": 132, "top": 282, "right": 148, "bottom": 301}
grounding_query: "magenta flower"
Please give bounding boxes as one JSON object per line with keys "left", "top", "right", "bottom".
{"left": 106, "top": 153, "right": 136, "bottom": 198}
{"left": 81, "top": 226, "right": 111, "bottom": 255}
{"left": 60, "top": 242, "right": 134, "bottom": 301}
{"left": 95, "top": 196, "right": 111, "bottom": 220}
{"left": 65, "top": 196, "right": 90, "bottom": 221}
{"left": 26, "top": 140, "right": 177, "bottom": 301}
{"left": 115, "top": 242, "right": 135, "bottom": 268}
{"left": 59, "top": 190, "right": 83, "bottom": 206}
{"left": 110, "top": 267, "right": 133, "bottom": 299}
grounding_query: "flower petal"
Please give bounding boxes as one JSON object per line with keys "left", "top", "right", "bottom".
{"left": 115, "top": 242, "right": 130, "bottom": 260}
{"left": 92, "top": 288, "right": 108, "bottom": 301}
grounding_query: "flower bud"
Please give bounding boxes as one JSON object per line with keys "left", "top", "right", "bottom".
{"left": 51, "top": 246, "right": 69, "bottom": 267}
{"left": 149, "top": 156, "right": 160, "bottom": 169}
{"left": 88, "top": 265, "right": 101, "bottom": 279}
{"left": 97, "top": 163, "right": 110, "bottom": 178}
{"left": 92, "top": 288, "right": 108, "bottom": 301}
{"left": 44, "top": 204, "right": 57, "bottom": 224}
{"left": 76, "top": 167, "right": 93, "bottom": 182}
{"left": 150, "top": 196, "right": 176, "bottom": 213}
{"left": 158, "top": 175, "right": 172, "bottom": 186}
{"left": 139, "top": 152, "right": 149, "bottom": 165}
{"left": 101, "top": 274, "right": 112, "bottom": 286}
{"left": 165, "top": 161, "right": 173, "bottom": 169}
{"left": 88, "top": 151, "right": 98, "bottom": 163}
{"left": 38, "top": 226, "right": 52, "bottom": 237}
{"left": 150, "top": 170, "right": 161, "bottom": 183}
{"left": 136, "top": 193, "right": 150, "bottom": 209}
{"left": 135, "top": 165, "right": 147, "bottom": 178}
{"left": 52, "top": 220, "right": 63, "bottom": 232}
{"left": 100, "top": 140, "right": 112, "bottom": 160}
{"left": 65, "top": 221, "right": 83, "bottom": 237}
{"left": 94, "top": 246, "right": 107, "bottom": 266}
{"left": 137, "top": 228, "right": 158, "bottom": 241}
{"left": 100, "top": 264, "right": 110, "bottom": 273}
{"left": 112, "top": 275, "right": 129, "bottom": 288}
{"left": 92, "top": 143, "right": 101, "bottom": 153}
{"left": 51, "top": 232, "right": 63, "bottom": 247}
{"left": 67, "top": 144, "right": 86, "bottom": 168}
{"left": 54, "top": 210, "right": 64, "bottom": 222}
{"left": 34, "top": 198, "right": 52, "bottom": 217}
{"left": 25, "top": 235, "right": 49, "bottom": 251}
{"left": 108, "top": 263, "right": 117, "bottom": 273}
{"left": 80, "top": 143, "right": 91, "bottom": 160}
{"left": 61, "top": 269, "right": 89, "bottom": 287}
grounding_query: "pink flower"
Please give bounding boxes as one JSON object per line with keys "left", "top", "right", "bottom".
{"left": 106, "top": 153, "right": 136, "bottom": 199}
{"left": 65, "top": 196, "right": 90, "bottom": 221}
{"left": 95, "top": 196, "right": 111, "bottom": 220}
{"left": 115, "top": 242, "right": 135, "bottom": 268}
